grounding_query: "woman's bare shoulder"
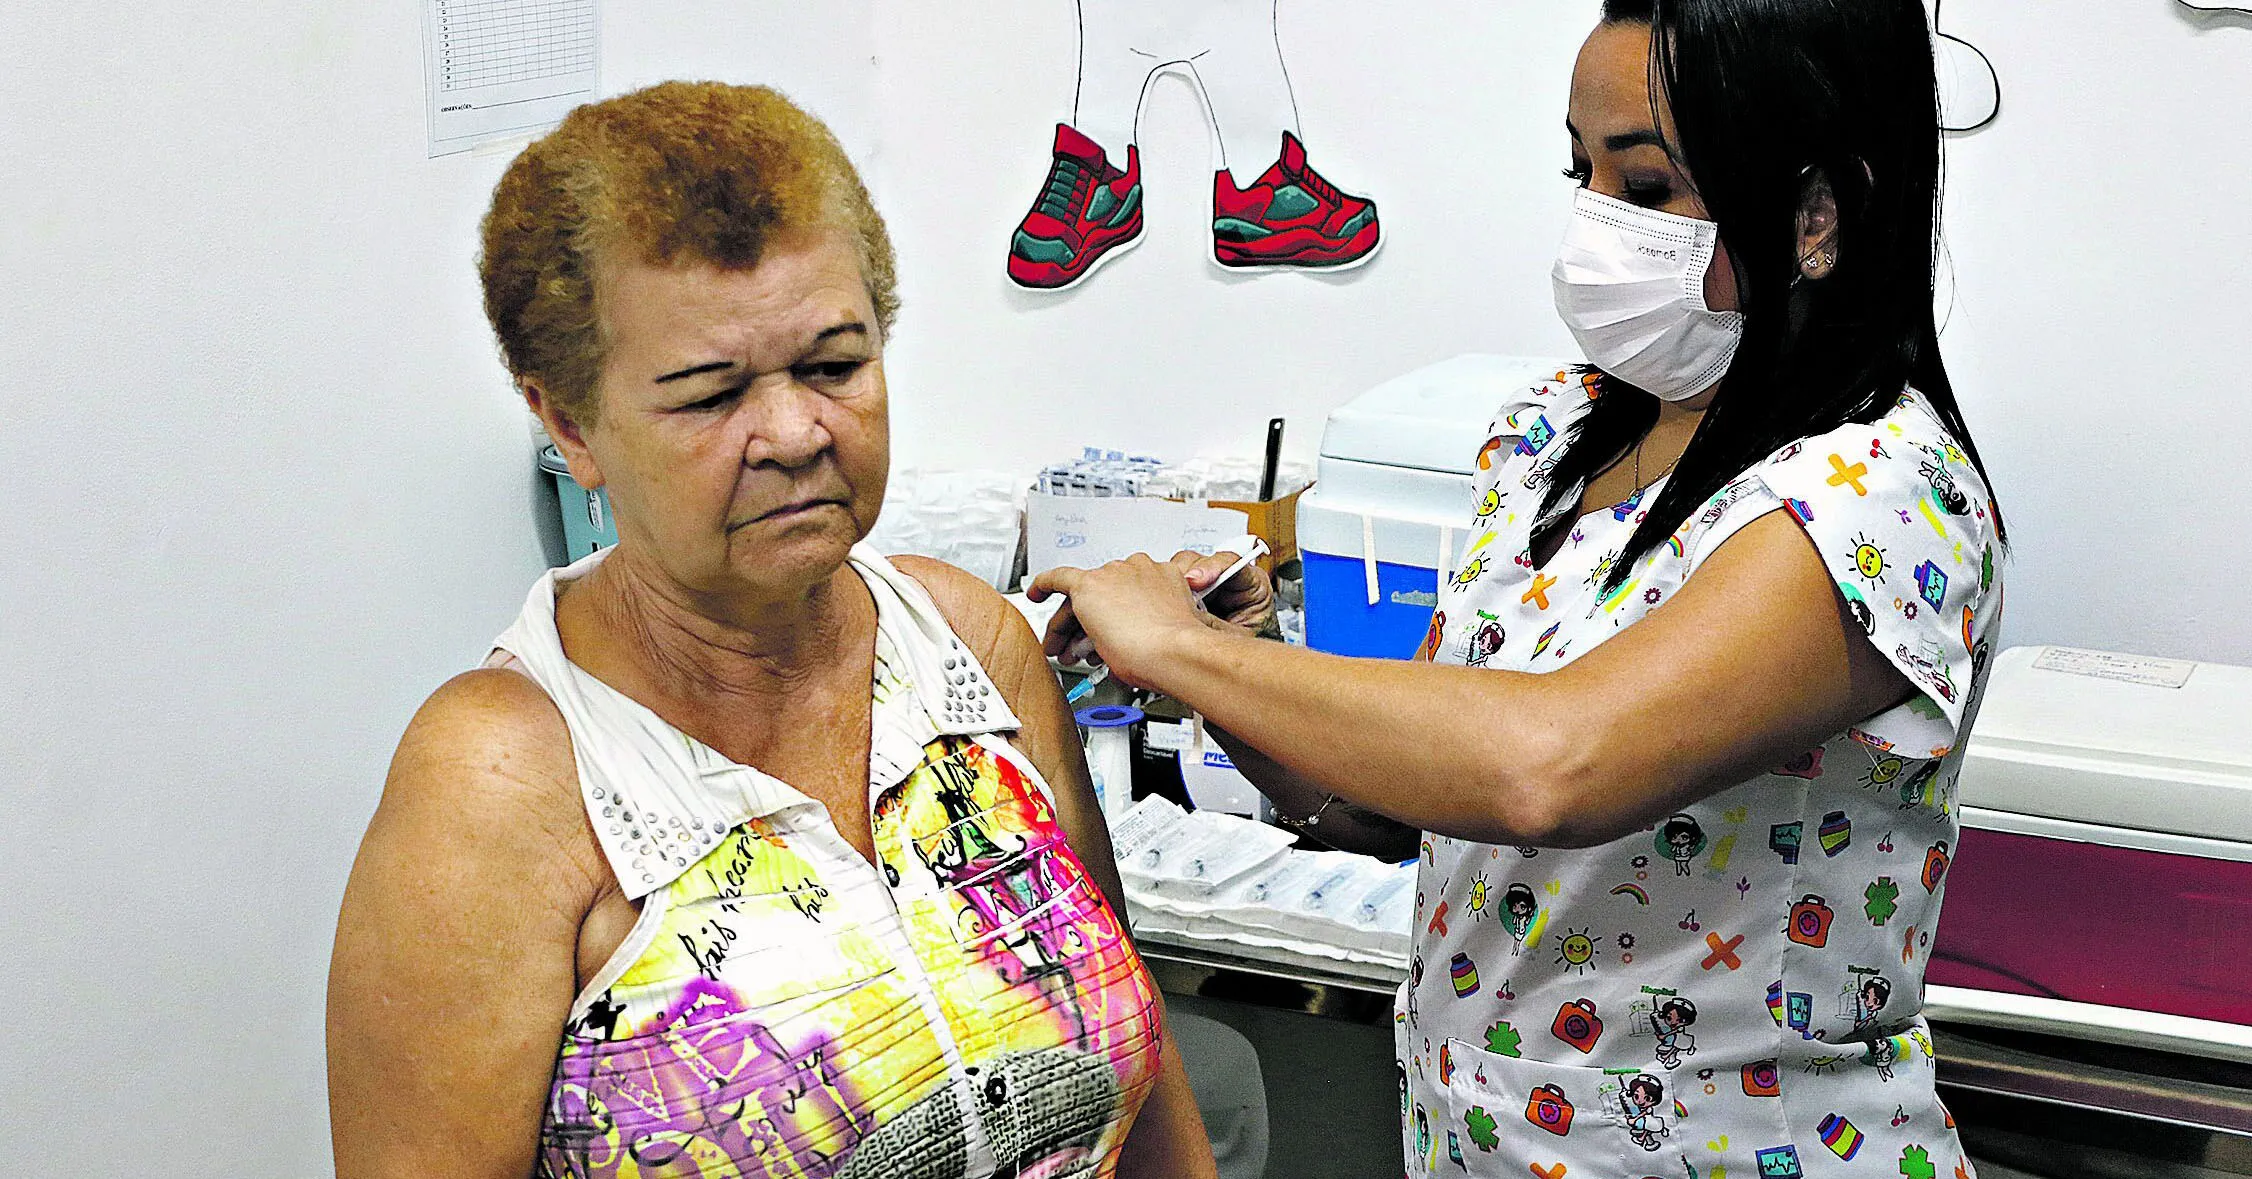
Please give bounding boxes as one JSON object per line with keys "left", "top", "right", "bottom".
{"left": 396, "top": 669, "right": 574, "bottom": 786}
{"left": 330, "top": 670, "right": 603, "bottom": 1176}
{"left": 889, "top": 554, "right": 1053, "bottom": 707}
{"left": 889, "top": 556, "right": 1022, "bottom": 653}
{"left": 374, "top": 669, "right": 604, "bottom": 889}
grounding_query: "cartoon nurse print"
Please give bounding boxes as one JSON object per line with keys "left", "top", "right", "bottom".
{"left": 1399, "top": 374, "right": 2003, "bottom": 1179}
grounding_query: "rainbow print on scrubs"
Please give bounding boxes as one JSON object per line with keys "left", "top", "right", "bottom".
{"left": 1818, "top": 1113, "right": 1865, "bottom": 1160}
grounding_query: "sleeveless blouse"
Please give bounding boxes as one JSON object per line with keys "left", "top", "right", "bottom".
{"left": 487, "top": 545, "right": 1164, "bottom": 1178}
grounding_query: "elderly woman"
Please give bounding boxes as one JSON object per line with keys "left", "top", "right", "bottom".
{"left": 327, "top": 83, "right": 1215, "bottom": 1179}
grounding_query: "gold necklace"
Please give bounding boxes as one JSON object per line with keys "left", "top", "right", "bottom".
{"left": 1633, "top": 435, "right": 1682, "bottom": 494}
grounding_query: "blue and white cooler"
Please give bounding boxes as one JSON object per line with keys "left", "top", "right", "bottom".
{"left": 1298, "top": 355, "right": 1573, "bottom": 659}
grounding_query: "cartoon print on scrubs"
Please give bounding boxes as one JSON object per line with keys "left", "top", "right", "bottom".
{"left": 1402, "top": 373, "right": 2002, "bottom": 1178}
{"left": 516, "top": 575, "right": 1163, "bottom": 1177}
{"left": 1616, "top": 1073, "right": 1672, "bottom": 1151}
{"left": 1644, "top": 994, "right": 1699, "bottom": 1069}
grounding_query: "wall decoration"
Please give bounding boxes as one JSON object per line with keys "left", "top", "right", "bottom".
{"left": 1928, "top": 1, "right": 2000, "bottom": 133}
{"left": 421, "top": 0, "right": 598, "bottom": 156}
{"left": 1006, "top": 0, "right": 1382, "bottom": 291}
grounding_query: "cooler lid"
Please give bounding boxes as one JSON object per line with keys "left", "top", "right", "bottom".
{"left": 1320, "top": 355, "right": 1576, "bottom": 475}
{"left": 1959, "top": 645, "right": 2252, "bottom": 844}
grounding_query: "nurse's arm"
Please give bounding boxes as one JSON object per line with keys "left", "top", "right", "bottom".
{"left": 327, "top": 671, "right": 598, "bottom": 1178}
{"left": 1059, "top": 551, "right": 1421, "bottom": 859}
{"left": 1041, "top": 512, "right": 1912, "bottom": 849}
{"left": 1206, "top": 730, "right": 1422, "bottom": 860}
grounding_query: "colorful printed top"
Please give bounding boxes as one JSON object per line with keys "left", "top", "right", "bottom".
{"left": 488, "top": 545, "right": 1164, "bottom": 1178}
{"left": 1399, "top": 374, "right": 2004, "bottom": 1179}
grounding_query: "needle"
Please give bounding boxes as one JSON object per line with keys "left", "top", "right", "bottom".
{"left": 1064, "top": 536, "right": 1269, "bottom": 705}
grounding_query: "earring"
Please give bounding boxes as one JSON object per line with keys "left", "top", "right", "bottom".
{"left": 1799, "top": 242, "right": 1838, "bottom": 279}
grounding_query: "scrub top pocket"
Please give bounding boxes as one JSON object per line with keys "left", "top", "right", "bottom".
{"left": 1436, "top": 1037, "right": 1694, "bottom": 1177}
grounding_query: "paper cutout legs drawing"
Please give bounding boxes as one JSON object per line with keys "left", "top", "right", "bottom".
{"left": 1007, "top": 0, "right": 1382, "bottom": 290}
{"left": 1927, "top": 0, "right": 1999, "bottom": 132}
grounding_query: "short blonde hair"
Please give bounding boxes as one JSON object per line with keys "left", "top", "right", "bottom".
{"left": 479, "top": 81, "right": 898, "bottom": 425}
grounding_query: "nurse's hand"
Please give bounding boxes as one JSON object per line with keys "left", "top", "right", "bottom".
{"left": 1029, "top": 553, "right": 1254, "bottom": 688}
{"left": 1179, "top": 548, "right": 1276, "bottom": 637}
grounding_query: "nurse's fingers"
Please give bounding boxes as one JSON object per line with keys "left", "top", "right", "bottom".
{"left": 1024, "top": 565, "right": 1081, "bottom": 603}
{"left": 1040, "top": 597, "right": 1087, "bottom": 661}
{"left": 1167, "top": 549, "right": 1231, "bottom": 590}
{"left": 1172, "top": 549, "right": 1274, "bottom": 632}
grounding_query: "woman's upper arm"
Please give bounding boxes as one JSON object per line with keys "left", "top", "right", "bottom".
{"left": 1528, "top": 510, "right": 1915, "bottom": 843}
{"left": 328, "top": 669, "right": 601, "bottom": 1179}
{"left": 893, "top": 558, "right": 1134, "bottom": 916}
{"left": 1525, "top": 412, "right": 2002, "bottom": 843}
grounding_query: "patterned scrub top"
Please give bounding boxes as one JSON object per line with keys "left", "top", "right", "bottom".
{"left": 1399, "top": 374, "right": 2004, "bottom": 1179}
{"left": 488, "top": 545, "right": 1164, "bottom": 1178}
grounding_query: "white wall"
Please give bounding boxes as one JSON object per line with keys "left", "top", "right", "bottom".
{"left": 1931, "top": 1, "right": 2252, "bottom": 663}
{"left": 0, "top": 2, "right": 872, "bottom": 1171}
{"left": 2, "top": 1, "right": 2247, "bottom": 1175}
{"left": 874, "top": 0, "right": 1593, "bottom": 481}
{"left": 1, "top": 5, "right": 534, "bottom": 1169}
{"left": 869, "top": 0, "right": 2252, "bottom": 666}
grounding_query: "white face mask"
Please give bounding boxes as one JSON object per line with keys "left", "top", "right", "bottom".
{"left": 1550, "top": 188, "right": 1744, "bottom": 402}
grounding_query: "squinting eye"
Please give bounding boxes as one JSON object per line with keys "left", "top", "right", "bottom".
{"left": 683, "top": 387, "right": 741, "bottom": 412}
{"left": 800, "top": 360, "right": 867, "bottom": 384}
{"left": 1623, "top": 182, "right": 1673, "bottom": 208}
{"left": 1562, "top": 165, "right": 1591, "bottom": 185}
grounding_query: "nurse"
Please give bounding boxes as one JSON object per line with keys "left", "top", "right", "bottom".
{"left": 1031, "top": 0, "right": 2006, "bottom": 1174}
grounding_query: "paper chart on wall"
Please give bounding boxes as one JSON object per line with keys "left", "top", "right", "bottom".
{"left": 422, "top": 0, "right": 599, "bottom": 156}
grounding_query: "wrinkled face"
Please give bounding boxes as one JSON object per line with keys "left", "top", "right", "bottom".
{"left": 556, "top": 227, "right": 889, "bottom": 601}
{"left": 1566, "top": 19, "right": 1740, "bottom": 315}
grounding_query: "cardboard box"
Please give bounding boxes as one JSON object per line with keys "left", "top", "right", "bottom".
{"left": 1170, "top": 484, "right": 1305, "bottom": 576}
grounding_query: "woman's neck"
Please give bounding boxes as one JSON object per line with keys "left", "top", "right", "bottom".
{"left": 560, "top": 547, "right": 871, "bottom": 705}
{"left": 1641, "top": 390, "right": 1712, "bottom": 471}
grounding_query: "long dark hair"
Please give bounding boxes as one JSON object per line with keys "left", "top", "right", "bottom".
{"left": 1547, "top": 0, "right": 2003, "bottom": 589}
